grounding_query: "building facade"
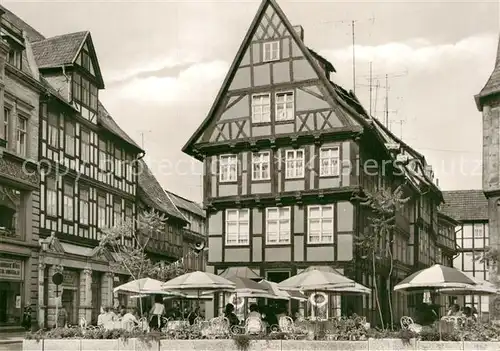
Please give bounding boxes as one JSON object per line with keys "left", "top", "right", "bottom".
{"left": 441, "top": 190, "right": 490, "bottom": 318}
{"left": 475, "top": 34, "right": 500, "bottom": 319}
{"left": 0, "top": 10, "right": 44, "bottom": 331}
{"left": 182, "top": 0, "right": 448, "bottom": 325}
{"left": 165, "top": 190, "right": 207, "bottom": 271}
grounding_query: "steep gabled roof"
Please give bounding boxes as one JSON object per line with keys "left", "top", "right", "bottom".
{"left": 137, "top": 160, "right": 187, "bottom": 223}
{"left": 165, "top": 190, "right": 205, "bottom": 218}
{"left": 475, "top": 34, "right": 500, "bottom": 111}
{"left": 31, "top": 31, "right": 88, "bottom": 68}
{"left": 0, "top": 4, "right": 44, "bottom": 42}
{"left": 182, "top": 0, "right": 372, "bottom": 157}
{"left": 0, "top": 5, "right": 141, "bottom": 153}
{"left": 440, "top": 190, "right": 488, "bottom": 222}
{"left": 32, "top": 31, "right": 105, "bottom": 88}
{"left": 97, "top": 101, "right": 142, "bottom": 151}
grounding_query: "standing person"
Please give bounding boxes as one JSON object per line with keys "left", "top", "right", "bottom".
{"left": 188, "top": 306, "right": 200, "bottom": 325}
{"left": 97, "top": 307, "right": 107, "bottom": 327}
{"left": 224, "top": 303, "right": 239, "bottom": 326}
{"left": 149, "top": 295, "right": 165, "bottom": 330}
{"left": 57, "top": 305, "right": 68, "bottom": 328}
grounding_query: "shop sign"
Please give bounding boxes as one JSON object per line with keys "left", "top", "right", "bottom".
{"left": 0, "top": 258, "right": 22, "bottom": 279}
{"left": 62, "top": 270, "right": 79, "bottom": 287}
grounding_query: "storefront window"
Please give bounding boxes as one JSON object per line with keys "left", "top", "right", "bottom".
{"left": 0, "top": 257, "right": 24, "bottom": 326}
{"left": 0, "top": 185, "right": 23, "bottom": 239}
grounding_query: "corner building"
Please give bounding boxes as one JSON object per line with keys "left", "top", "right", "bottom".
{"left": 183, "top": 0, "right": 453, "bottom": 326}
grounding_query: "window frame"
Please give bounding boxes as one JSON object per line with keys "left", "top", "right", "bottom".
{"left": 263, "top": 41, "right": 280, "bottom": 62}
{"left": 285, "top": 149, "right": 305, "bottom": 179}
{"left": 319, "top": 146, "right": 340, "bottom": 177}
{"left": 97, "top": 194, "right": 107, "bottom": 228}
{"left": 65, "top": 121, "right": 75, "bottom": 156}
{"left": 219, "top": 154, "right": 238, "bottom": 183}
{"left": 307, "top": 205, "right": 335, "bottom": 244}
{"left": 251, "top": 93, "right": 271, "bottom": 123}
{"left": 16, "top": 116, "right": 27, "bottom": 157}
{"left": 265, "top": 207, "right": 291, "bottom": 245}
{"left": 252, "top": 151, "right": 271, "bottom": 181}
{"left": 2, "top": 107, "right": 9, "bottom": 143}
{"left": 80, "top": 129, "right": 90, "bottom": 162}
{"left": 63, "top": 182, "right": 74, "bottom": 221}
{"left": 46, "top": 177, "right": 58, "bottom": 217}
{"left": 79, "top": 187, "right": 90, "bottom": 226}
{"left": 225, "top": 209, "right": 250, "bottom": 246}
{"left": 47, "top": 113, "right": 59, "bottom": 149}
{"left": 275, "top": 91, "right": 294, "bottom": 122}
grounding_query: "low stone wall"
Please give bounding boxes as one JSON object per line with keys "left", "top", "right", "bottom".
{"left": 22, "top": 338, "right": 500, "bottom": 351}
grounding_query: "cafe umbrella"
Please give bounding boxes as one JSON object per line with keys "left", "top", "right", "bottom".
{"left": 394, "top": 264, "right": 477, "bottom": 292}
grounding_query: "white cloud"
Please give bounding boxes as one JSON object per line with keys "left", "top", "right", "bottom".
{"left": 115, "top": 60, "right": 229, "bottom": 104}
{"left": 106, "top": 50, "right": 203, "bottom": 84}
{"left": 321, "top": 34, "right": 497, "bottom": 70}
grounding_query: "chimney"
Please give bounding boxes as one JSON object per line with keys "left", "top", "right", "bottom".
{"left": 424, "top": 165, "right": 434, "bottom": 181}
{"left": 293, "top": 25, "right": 304, "bottom": 42}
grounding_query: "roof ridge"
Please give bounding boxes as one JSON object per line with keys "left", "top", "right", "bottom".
{"left": 164, "top": 190, "right": 189, "bottom": 222}
{"left": 32, "top": 30, "right": 89, "bottom": 44}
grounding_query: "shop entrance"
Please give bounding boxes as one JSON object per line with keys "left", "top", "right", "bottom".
{"left": 0, "top": 281, "right": 22, "bottom": 326}
{"left": 61, "top": 288, "right": 78, "bottom": 325}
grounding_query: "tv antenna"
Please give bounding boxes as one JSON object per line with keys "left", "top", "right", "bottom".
{"left": 319, "top": 16, "right": 375, "bottom": 94}
{"left": 138, "top": 130, "right": 152, "bottom": 149}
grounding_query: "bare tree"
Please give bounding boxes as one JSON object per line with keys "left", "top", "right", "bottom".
{"left": 352, "top": 184, "right": 410, "bottom": 330}
{"left": 97, "top": 210, "right": 188, "bottom": 314}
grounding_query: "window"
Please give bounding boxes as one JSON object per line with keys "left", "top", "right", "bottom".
{"left": 219, "top": 155, "right": 237, "bottom": 182}
{"left": 99, "top": 140, "right": 107, "bottom": 170}
{"left": 285, "top": 149, "right": 304, "bottom": 179}
{"left": 81, "top": 129, "right": 90, "bottom": 162}
{"left": 252, "top": 152, "right": 270, "bottom": 180}
{"left": 7, "top": 49, "right": 21, "bottom": 69}
{"left": 263, "top": 41, "right": 280, "bottom": 62}
{"left": 3, "top": 108, "right": 9, "bottom": 143}
{"left": 63, "top": 182, "right": 74, "bottom": 221}
{"left": 320, "top": 147, "right": 340, "bottom": 176}
{"left": 97, "top": 195, "right": 106, "bottom": 228}
{"left": 225, "top": 209, "right": 249, "bottom": 245}
{"left": 81, "top": 78, "right": 90, "bottom": 106}
{"left": 266, "top": 207, "right": 291, "bottom": 244}
{"left": 72, "top": 74, "right": 81, "bottom": 103}
{"left": 16, "top": 117, "right": 27, "bottom": 156}
{"left": 251, "top": 94, "right": 271, "bottom": 123}
{"left": 90, "top": 85, "right": 98, "bottom": 111}
{"left": 73, "top": 73, "right": 98, "bottom": 111}
{"left": 275, "top": 92, "right": 294, "bottom": 121}
{"left": 114, "top": 201, "right": 122, "bottom": 225}
{"left": 48, "top": 113, "right": 59, "bottom": 148}
{"left": 81, "top": 50, "right": 91, "bottom": 71}
{"left": 80, "top": 188, "right": 89, "bottom": 225}
{"left": 46, "top": 178, "right": 57, "bottom": 217}
{"left": 308, "top": 205, "right": 334, "bottom": 244}
{"left": 65, "top": 122, "right": 75, "bottom": 156}
{"left": 115, "top": 148, "right": 122, "bottom": 178}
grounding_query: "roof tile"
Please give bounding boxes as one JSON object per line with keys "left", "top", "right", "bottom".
{"left": 440, "top": 190, "right": 488, "bottom": 222}
{"left": 31, "top": 31, "right": 88, "bottom": 69}
{"left": 165, "top": 190, "right": 205, "bottom": 218}
{"left": 138, "top": 160, "right": 187, "bottom": 223}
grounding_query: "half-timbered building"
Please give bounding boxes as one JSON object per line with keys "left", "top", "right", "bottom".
{"left": 165, "top": 190, "right": 207, "bottom": 271}
{"left": 441, "top": 190, "right": 490, "bottom": 319}
{"left": 0, "top": 9, "right": 43, "bottom": 331}
{"left": 182, "top": 0, "right": 446, "bottom": 325}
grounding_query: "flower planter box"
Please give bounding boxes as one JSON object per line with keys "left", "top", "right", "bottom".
{"left": 22, "top": 338, "right": 500, "bottom": 351}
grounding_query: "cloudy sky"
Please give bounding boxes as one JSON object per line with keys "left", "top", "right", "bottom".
{"left": 5, "top": 0, "right": 499, "bottom": 202}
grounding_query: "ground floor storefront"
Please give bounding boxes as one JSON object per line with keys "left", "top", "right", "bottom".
{"left": 37, "top": 235, "right": 132, "bottom": 328}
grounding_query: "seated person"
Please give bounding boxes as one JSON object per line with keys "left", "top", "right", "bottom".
{"left": 447, "top": 304, "right": 463, "bottom": 317}
{"left": 224, "top": 303, "right": 239, "bottom": 326}
{"left": 122, "top": 308, "right": 139, "bottom": 330}
{"left": 248, "top": 304, "right": 261, "bottom": 319}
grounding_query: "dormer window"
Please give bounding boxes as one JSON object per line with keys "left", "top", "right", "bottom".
{"left": 7, "top": 48, "right": 21, "bottom": 70}
{"left": 263, "top": 41, "right": 280, "bottom": 62}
